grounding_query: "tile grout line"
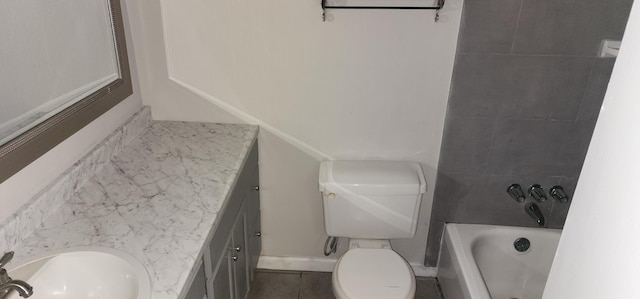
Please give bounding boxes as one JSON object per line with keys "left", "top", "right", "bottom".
{"left": 452, "top": 115, "right": 591, "bottom": 122}
{"left": 481, "top": 117, "right": 500, "bottom": 176}
{"left": 510, "top": 0, "right": 525, "bottom": 54}
{"left": 574, "top": 57, "right": 599, "bottom": 122}
{"left": 456, "top": 52, "right": 597, "bottom": 58}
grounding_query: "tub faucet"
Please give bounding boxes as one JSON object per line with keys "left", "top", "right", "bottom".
{"left": 0, "top": 280, "right": 33, "bottom": 299}
{"left": 507, "top": 184, "right": 526, "bottom": 202}
{"left": 549, "top": 185, "right": 570, "bottom": 203}
{"left": 0, "top": 252, "right": 33, "bottom": 299}
{"left": 525, "top": 202, "right": 545, "bottom": 227}
{"left": 528, "top": 184, "right": 547, "bottom": 202}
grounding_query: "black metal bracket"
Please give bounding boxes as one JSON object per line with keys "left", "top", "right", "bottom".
{"left": 321, "top": 0, "right": 445, "bottom": 22}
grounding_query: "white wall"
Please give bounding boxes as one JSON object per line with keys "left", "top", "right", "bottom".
{"left": 127, "top": 0, "right": 462, "bottom": 265}
{"left": 0, "top": 1, "right": 143, "bottom": 223}
{"left": 542, "top": 1, "right": 640, "bottom": 298}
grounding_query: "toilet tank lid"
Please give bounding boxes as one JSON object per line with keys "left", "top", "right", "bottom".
{"left": 318, "top": 160, "right": 426, "bottom": 195}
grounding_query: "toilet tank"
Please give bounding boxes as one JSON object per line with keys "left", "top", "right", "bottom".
{"left": 319, "top": 160, "right": 426, "bottom": 239}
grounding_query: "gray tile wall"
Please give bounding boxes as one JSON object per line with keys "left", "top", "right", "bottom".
{"left": 425, "top": 0, "right": 633, "bottom": 267}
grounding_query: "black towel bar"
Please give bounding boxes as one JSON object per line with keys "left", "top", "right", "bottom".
{"left": 321, "top": 0, "right": 445, "bottom": 21}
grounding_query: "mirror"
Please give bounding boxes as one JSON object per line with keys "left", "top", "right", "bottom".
{"left": 0, "top": 0, "right": 132, "bottom": 183}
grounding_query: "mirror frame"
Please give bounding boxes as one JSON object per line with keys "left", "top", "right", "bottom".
{"left": 0, "top": 0, "right": 132, "bottom": 183}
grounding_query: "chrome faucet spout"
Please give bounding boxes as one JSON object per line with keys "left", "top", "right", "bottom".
{"left": 0, "top": 280, "right": 33, "bottom": 298}
{"left": 525, "top": 202, "right": 545, "bottom": 227}
{"left": 0, "top": 266, "right": 33, "bottom": 299}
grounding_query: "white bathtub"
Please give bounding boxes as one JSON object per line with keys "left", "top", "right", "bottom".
{"left": 437, "top": 223, "right": 561, "bottom": 299}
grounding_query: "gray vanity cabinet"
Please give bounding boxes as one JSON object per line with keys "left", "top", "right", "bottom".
{"left": 245, "top": 159, "right": 261, "bottom": 282}
{"left": 192, "top": 142, "right": 260, "bottom": 299}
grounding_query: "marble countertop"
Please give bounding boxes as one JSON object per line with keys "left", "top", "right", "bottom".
{"left": 12, "top": 119, "right": 259, "bottom": 299}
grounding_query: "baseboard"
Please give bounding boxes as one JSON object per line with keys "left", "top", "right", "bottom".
{"left": 257, "top": 256, "right": 336, "bottom": 272}
{"left": 410, "top": 263, "right": 438, "bottom": 277}
{"left": 257, "top": 256, "right": 437, "bottom": 277}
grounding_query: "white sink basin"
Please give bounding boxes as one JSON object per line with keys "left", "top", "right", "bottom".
{"left": 7, "top": 247, "right": 151, "bottom": 299}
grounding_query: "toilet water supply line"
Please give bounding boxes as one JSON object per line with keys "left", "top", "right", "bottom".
{"left": 324, "top": 236, "right": 339, "bottom": 256}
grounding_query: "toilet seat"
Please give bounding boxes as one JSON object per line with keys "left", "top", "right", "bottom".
{"left": 333, "top": 248, "right": 415, "bottom": 299}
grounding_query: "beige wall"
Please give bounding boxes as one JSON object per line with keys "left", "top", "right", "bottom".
{"left": 122, "top": 0, "right": 242, "bottom": 124}
{"left": 126, "top": 0, "right": 462, "bottom": 265}
{"left": 0, "top": 0, "right": 143, "bottom": 223}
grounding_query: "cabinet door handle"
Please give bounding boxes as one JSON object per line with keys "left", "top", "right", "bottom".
{"left": 231, "top": 254, "right": 238, "bottom": 262}
{"left": 251, "top": 185, "right": 259, "bottom": 191}
{"left": 255, "top": 232, "right": 261, "bottom": 237}
{"left": 234, "top": 245, "right": 242, "bottom": 252}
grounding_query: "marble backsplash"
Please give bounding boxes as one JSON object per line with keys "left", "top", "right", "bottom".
{"left": 0, "top": 106, "right": 151, "bottom": 253}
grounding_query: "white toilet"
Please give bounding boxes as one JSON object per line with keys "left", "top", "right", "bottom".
{"left": 318, "top": 160, "right": 426, "bottom": 299}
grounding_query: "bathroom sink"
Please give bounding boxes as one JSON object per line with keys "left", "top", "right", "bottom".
{"left": 6, "top": 247, "right": 150, "bottom": 299}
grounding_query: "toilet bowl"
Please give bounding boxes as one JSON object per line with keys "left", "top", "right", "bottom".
{"left": 332, "top": 240, "right": 415, "bottom": 299}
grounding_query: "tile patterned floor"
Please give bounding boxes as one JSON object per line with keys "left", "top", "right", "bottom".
{"left": 247, "top": 270, "right": 443, "bottom": 299}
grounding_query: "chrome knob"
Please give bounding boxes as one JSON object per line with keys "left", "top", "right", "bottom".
{"left": 507, "top": 184, "right": 526, "bottom": 202}
{"left": 0, "top": 252, "right": 14, "bottom": 269}
{"left": 234, "top": 245, "right": 241, "bottom": 252}
{"left": 231, "top": 255, "right": 238, "bottom": 262}
{"left": 528, "top": 184, "right": 547, "bottom": 202}
{"left": 0, "top": 269, "right": 10, "bottom": 285}
{"left": 252, "top": 185, "right": 259, "bottom": 191}
{"left": 255, "top": 232, "right": 261, "bottom": 237}
{"left": 549, "top": 185, "right": 569, "bottom": 203}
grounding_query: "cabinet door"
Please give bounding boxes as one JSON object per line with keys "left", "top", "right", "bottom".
{"left": 204, "top": 141, "right": 260, "bottom": 299}
{"left": 231, "top": 206, "right": 249, "bottom": 299}
{"left": 246, "top": 213, "right": 261, "bottom": 282}
{"left": 185, "top": 262, "right": 207, "bottom": 299}
{"left": 209, "top": 239, "right": 234, "bottom": 299}
{"left": 246, "top": 197, "right": 261, "bottom": 281}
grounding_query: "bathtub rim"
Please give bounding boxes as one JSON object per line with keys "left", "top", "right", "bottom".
{"left": 443, "top": 223, "right": 492, "bottom": 299}
{"left": 441, "top": 223, "right": 563, "bottom": 299}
